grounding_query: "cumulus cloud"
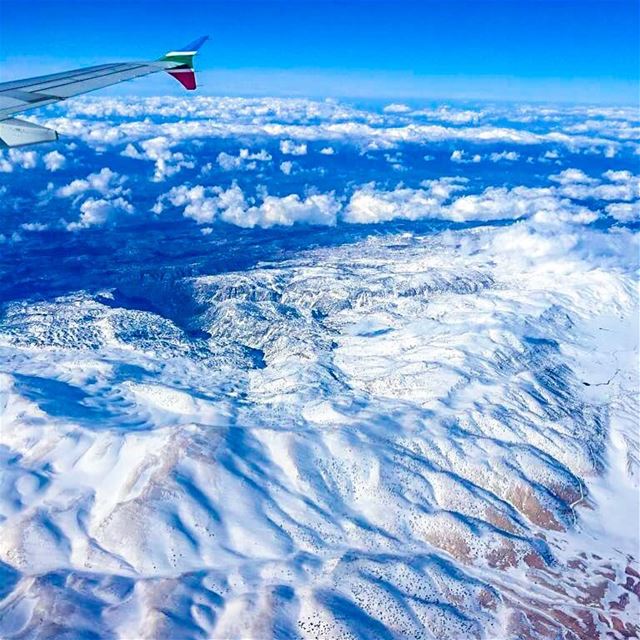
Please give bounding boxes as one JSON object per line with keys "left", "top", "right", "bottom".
{"left": 489, "top": 151, "right": 520, "bottom": 162}
{"left": 40, "top": 95, "right": 635, "bottom": 158}
{"left": 53, "top": 168, "right": 135, "bottom": 230}
{"left": 0, "top": 149, "right": 38, "bottom": 172}
{"left": 280, "top": 140, "right": 308, "bottom": 156}
{"left": 345, "top": 186, "right": 438, "bottom": 224}
{"left": 64, "top": 95, "right": 377, "bottom": 125}
{"left": 56, "top": 167, "right": 126, "bottom": 198}
{"left": 412, "top": 106, "right": 482, "bottom": 124}
{"left": 39, "top": 94, "right": 638, "bottom": 160}
{"left": 551, "top": 168, "right": 640, "bottom": 202}
{"left": 383, "top": 103, "right": 411, "bottom": 113}
{"left": 151, "top": 173, "right": 610, "bottom": 230}
{"left": 66, "top": 196, "right": 134, "bottom": 230}
{"left": 217, "top": 152, "right": 244, "bottom": 171}
{"left": 280, "top": 161, "right": 294, "bottom": 175}
{"left": 344, "top": 178, "right": 466, "bottom": 224}
{"left": 603, "top": 169, "right": 634, "bottom": 183}
{"left": 550, "top": 168, "right": 597, "bottom": 185}
{"left": 223, "top": 193, "right": 340, "bottom": 228}
{"left": 605, "top": 202, "right": 640, "bottom": 223}
{"left": 451, "top": 150, "right": 481, "bottom": 163}
{"left": 122, "top": 136, "right": 194, "bottom": 181}
{"left": 20, "top": 222, "right": 49, "bottom": 232}
{"left": 448, "top": 186, "right": 598, "bottom": 225}
{"left": 43, "top": 150, "right": 66, "bottom": 172}
{"left": 216, "top": 148, "right": 271, "bottom": 171}
{"left": 153, "top": 183, "right": 339, "bottom": 228}
{"left": 9, "top": 98, "right": 636, "bottom": 238}
{"left": 343, "top": 179, "right": 599, "bottom": 226}
{"left": 152, "top": 184, "right": 221, "bottom": 223}
{"left": 12, "top": 149, "right": 37, "bottom": 169}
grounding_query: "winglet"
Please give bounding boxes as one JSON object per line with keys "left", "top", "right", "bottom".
{"left": 159, "top": 36, "right": 208, "bottom": 90}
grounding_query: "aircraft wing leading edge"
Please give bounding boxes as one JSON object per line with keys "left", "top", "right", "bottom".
{"left": 0, "top": 36, "right": 208, "bottom": 148}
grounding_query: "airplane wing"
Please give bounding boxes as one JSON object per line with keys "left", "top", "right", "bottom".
{"left": 0, "top": 36, "right": 208, "bottom": 148}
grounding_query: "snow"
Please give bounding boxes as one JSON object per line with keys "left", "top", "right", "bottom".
{"left": 0, "top": 219, "right": 637, "bottom": 637}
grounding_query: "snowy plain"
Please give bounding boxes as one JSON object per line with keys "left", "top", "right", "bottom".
{"left": 0, "top": 97, "right": 638, "bottom": 639}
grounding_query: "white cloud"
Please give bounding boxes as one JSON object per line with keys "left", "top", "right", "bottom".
{"left": 216, "top": 148, "right": 272, "bottom": 171}
{"left": 383, "top": 103, "right": 411, "bottom": 113}
{"left": 121, "top": 143, "right": 143, "bottom": 159}
{"left": 43, "top": 150, "right": 66, "bottom": 172}
{"left": 603, "top": 169, "right": 633, "bottom": 183}
{"left": 344, "top": 180, "right": 598, "bottom": 226}
{"left": 152, "top": 184, "right": 222, "bottom": 223}
{"left": 66, "top": 196, "right": 134, "bottom": 230}
{"left": 605, "top": 202, "right": 640, "bottom": 223}
{"left": 451, "top": 150, "right": 481, "bottom": 163}
{"left": 489, "top": 151, "right": 520, "bottom": 162}
{"left": 20, "top": 222, "right": 49, "bottom": 232}
{"left": 0, "top": 149, "right": 38, "bottom": 172}
{"left": 448, "top": 185, "right": 596, "bottom": 224}
{"left": 64, "top": 95, "right": 378, "bottom": 124}
{"left": 57, "top": 168, "right": 126, "bottom": 198}
{"left": 222, "top": 192, "right": 340, "bottom": 228}
{"left": 280, "top": 140, "right": 307, "bottom": 156}
{"left": 549, "top": 168, "right": 597, "bottom": 185}
{"left": 551, "top": 169, "right": 640, "bottom": 202}
{"left": 153, "top": 183, "right": 339, "bottom": 228}
{"left": 121, "top": 136, "right": 194, "bottom": 181}
{"left": 54, "top": 168, "right": 136, "bottom": 230}
{"left": 40, "top": 96, "right": 634, "bottom": 157}
{"left": 344, "top": 178, "right": 466, "bottom": 224}
{"left": 18, "top": 151, "right": 37, "bottom": 170}
{"left": 13, "top": 99, "right": 636, "bottom": 236}
{"left": 10, "top": 149, "right": 37, "bottom": 169}
{"left": 216, "top": 152, "right": 245, "bottom": 171}
{"left": 420, "top": 177, "right": 469, "bottom": 200}
{"left": 410, "top": 106, "right": 483, "bottom": 124}
{"left": 345, "top": 187, "right": 437, "bottom": 224}
{"left": 153, "top": 175, "right": 604, "bottom": 230}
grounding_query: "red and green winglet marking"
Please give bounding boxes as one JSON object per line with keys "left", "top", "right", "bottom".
{"left": 159, "top": 35, "right": 209, "bottom": 90}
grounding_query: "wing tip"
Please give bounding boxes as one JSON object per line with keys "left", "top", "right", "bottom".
{"left": 168, "top": 69, "right": 197, "bottom": 91}
{"left": 180, "top": 35, "right": 209, "bottom": 53}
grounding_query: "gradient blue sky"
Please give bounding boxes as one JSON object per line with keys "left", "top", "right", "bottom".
{"left": 0, "top": 0, "right": 638, "bottom": 103}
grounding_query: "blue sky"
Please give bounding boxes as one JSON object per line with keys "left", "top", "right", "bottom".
{"left": 0, "top": 0, "right": 638, "bottom": 102}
